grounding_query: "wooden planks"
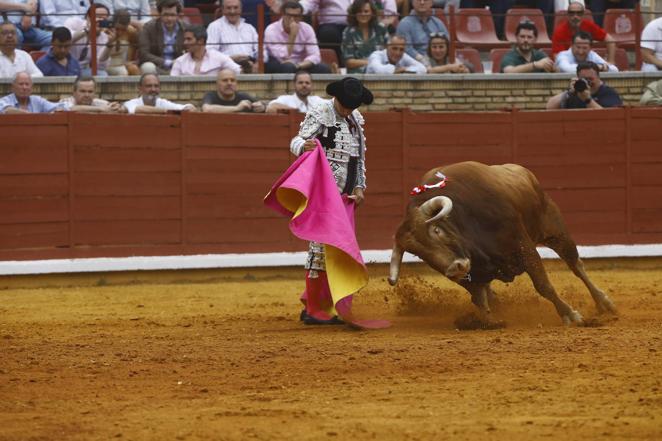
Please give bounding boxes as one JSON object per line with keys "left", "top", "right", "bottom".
{"left": 2, "top": 109, "right": 662, "bottom": 260}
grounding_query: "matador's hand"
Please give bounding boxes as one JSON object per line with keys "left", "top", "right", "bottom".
{"left": 349, "top": 187, "right": 365, "bottom": 207}
{"left": 303, "top": 139, "right": 317, "bottom": 151}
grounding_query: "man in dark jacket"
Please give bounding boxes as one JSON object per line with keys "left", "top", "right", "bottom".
{"left": 138, "top": 0, "right": 184, "bottom": 74}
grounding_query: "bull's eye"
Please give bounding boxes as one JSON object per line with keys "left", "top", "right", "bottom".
{"left": 431, "top": 226, "right": 442, "bottom": 237}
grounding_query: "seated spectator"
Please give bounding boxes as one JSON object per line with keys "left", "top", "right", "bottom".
{"left": 66, "top": 3, "right": 112, "bottom": 76}
{"left": 301, "top": 0, "right": 397, "bottom": 64}
{"left": 640, "top": 16, "right": 662, "bottom": 72}
{"left": 590, "top": 0, "right": 636, "bottom": 28}
{"left": 459, "top": 0, "right": 514, "bottom": 40}
{"left": 39, "top": 0, "right": 90, "bottom": 30}
{"left": 59, "top": 75, "right": 125, "bottom": 112}
{"left": 0, "top": 0, "right": 52, "bottom": 51}
{"left": 171, "top": 25, "right": 241, "bottom": 76}
{"left": 123, "top": 72, "right": 196, "bottom": 113}
{"left": 640, "top": 79, "right": 662, "bottom": 106}
{"left": 206, "top": 0, "right": 262, "bottom": 74}
{"left": 341, "top": 0, "right": 389, "bottom": 74}
{"left": 266, "top": 70, "right": 325, "bottom": 113}
{"left": 397, "top": 0, "right": 448, "bottom": 64}
{"left": 0, "top": 72, "right": 61, "bottom": 113}
{"left": 202, "top": 68, "right": 266, "bottom": 113}
{"left": 35, "top": 27, "right": 81, "bottom": 76}
{"left": 100, "top": 0, "right": 152, "bottom": 30}
{"left": 0, "top": 21, "right": 43, "bottom": 77}
{"left": 552, "top": 0, "right": 616, "bottom": 64}
{"left": 501, "top": 22, "right": 556, "bottom": 73}
{"left": 366, "top": 34, "right": 426, "bottom": 74}
{"left": 546, "top": 60, "right": 622, "bottom": 109}
{"left": 424, "top": 33, "right": 471, "bottom": 73}
{"left": 138, "top": 0, "right": 184, "bottom": 74}
{"left": 264, "top": 1, "right": 331, "bottom": 74}
{"left": 555, "top": 31, "right": 617, "bottom": 73}
{"left": 105, "top": 9, "right": 140, "bottom": 76}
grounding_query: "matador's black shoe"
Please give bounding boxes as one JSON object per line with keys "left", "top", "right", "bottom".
{"left": 300, "top": 309, "right": 344, "bottom": 325}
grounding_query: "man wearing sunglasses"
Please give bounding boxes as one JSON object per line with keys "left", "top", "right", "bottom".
{"left": 551, "top": 0, "right": 616, "bottom": 65}
{"left": 546, "top": 60, "right": 622, "bottom": 110}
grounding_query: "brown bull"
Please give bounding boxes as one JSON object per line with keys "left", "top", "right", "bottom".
{"left": 389, "top": 161, "right": 616, "bottom": 325}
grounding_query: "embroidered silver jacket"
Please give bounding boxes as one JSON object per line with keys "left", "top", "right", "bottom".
{"left": 290, "top": 98, "right": 367, "bottom": 193}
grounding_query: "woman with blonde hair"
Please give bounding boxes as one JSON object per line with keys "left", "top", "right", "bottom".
{"left": 423, "top": 33, "right": 472, "bottom": 74}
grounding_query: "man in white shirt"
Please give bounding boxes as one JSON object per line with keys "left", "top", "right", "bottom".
{"left": 266, "top": 70, "right": 325, "bottom": 113}
{"left": 206, "top": 0, "right": 261, "bottom": 73}
{"left": 366, "top": 34, "right": 426, "bottom": 74}
{"left": 641, "top": 16, "right": 662, "bottom": 72}
{"left": 555, "top": 31, "right": 618, "bottom": 73}
{"left": 171, "top": 24, "right": 240, "bottom": 76}
{"left": 0, "top": 22, "right": 43, "bottom": 78}
{"left": 66, "top": 3, "right": 112, "bottom": 76}
{"left": 123, "top": 72, "right": 196, "bottom": 114}
{"left": 59, "top": 76, "right": 125, "bottom": 112}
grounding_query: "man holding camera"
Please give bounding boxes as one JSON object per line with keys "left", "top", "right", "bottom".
{"left": 546, "top": 60, "right": 622, "bottom": 110}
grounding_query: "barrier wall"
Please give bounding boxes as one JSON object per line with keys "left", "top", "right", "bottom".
{"left": 2, "top": 108, "right": 662, "bottom": 262}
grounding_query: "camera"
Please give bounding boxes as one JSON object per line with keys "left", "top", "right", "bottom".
{"left": 98, "top": 19, "right": 113, "bottom": 28}
{"left": 573, "top": 78, "right": 590, "bottom": 93}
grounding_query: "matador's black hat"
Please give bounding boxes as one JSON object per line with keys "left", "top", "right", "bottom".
{"left": 326, "top": 77, "right": 374, "bottom": 110}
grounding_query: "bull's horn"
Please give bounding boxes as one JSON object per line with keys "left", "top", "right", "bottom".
{"left": 420, "top": 196, "right": 453, "bottom": 224}
{"left": 388, "top": 242, "right": 404, "bottom": 286}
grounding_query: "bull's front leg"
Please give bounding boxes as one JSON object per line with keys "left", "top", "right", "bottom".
{"left": 520, "top": 242, "right": 584, "bottom": 325}
{"left": 463, "top": 281, "right": 499, "bottom": 324}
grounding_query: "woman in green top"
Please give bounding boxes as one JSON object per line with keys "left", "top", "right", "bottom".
{"left": 341, "top": 0, "right": 389, "bottom": 74}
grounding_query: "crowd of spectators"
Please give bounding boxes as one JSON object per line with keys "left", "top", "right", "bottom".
{"left": 1, "top": 0, "right": 661, "bottom": 113}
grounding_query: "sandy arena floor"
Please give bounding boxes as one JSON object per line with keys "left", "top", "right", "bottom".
{"left": 0, "top": 258, "right": 661, "bottom": 441}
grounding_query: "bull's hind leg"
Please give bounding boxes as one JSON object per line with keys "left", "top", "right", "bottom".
{"left": 544, "top": 236, "right": 616, "bottom": 314}
{"left": 520, "top": 241, "right": 584, "bottom": 325}
{"left": 541, "top": 200, "right": 617, "bottom": 314}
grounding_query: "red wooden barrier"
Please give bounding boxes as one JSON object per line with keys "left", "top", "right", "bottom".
{"left": 1, "top": 109, "right": 662, "bottom": 262}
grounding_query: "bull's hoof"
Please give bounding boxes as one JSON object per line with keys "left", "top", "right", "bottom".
{"left": 387, "top": 277, "right": 397, "bottom": 286}
{"left": 597, "top": 296, "right": 617, "bottom": 315}
{"left": 562, "top": 310, "right": 584, "bottom": 326}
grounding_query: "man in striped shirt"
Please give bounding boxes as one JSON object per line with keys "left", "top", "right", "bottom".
{"left": 206, "top": 0, "right": 261, "bottom": 73}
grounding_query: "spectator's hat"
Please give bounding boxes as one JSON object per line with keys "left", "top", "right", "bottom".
{"left": 326, "top": 77, "right": 374, "bottom": 110}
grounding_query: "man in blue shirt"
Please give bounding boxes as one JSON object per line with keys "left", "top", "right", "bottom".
{"left": 546, "top": 61, "right": 623, "bottom": 110}
{"left": 0, "top": 71, "right": 63, "bottom": 113}
{"left": 36, "top": 27, "right": 81, "bottom": 76}
{"left": 396, "top": 0, "right": 448, "bottom": 63}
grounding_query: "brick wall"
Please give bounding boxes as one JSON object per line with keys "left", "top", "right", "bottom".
{"left": 1, "top": 73, "right": 661, "bottom": 112}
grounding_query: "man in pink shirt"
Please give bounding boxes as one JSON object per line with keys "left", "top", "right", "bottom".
{"left": 170, "top": 25, "right": 241, "bottom": 76}
{"left": 264, "top": 1, "right": 331, "bottom": 73}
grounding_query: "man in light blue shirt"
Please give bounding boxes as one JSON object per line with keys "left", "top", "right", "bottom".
{"left": 366, "top": 34, "right": 427, "bottom": 74}
{"left": 0, "top": 71, "right": 63, "bottom": 113}
{"left": 556, "top": 31, "right": 618, "bottom": 73}
{"left": 0, "top": 0, "right": 52, "bottom": 50}
{"left": 396, "top": 0, "right": 448, "bottom": 62}
{"left": 39, "top": 0, "right": 91, "bottom": 29}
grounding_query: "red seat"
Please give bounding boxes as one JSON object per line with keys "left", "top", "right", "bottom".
{"left": 553, "top": 9, "right": 593, "bottom": 30}
{"left": 181, "top": 7, "right": 203, "bottom": 25}
{"left": 603, "top": 9, "right": 637, "bottom": 50}
{"left": 30, "top": 50, "right": 46, "bottom": 63}
{"left": 489, "top": 48, "right": 510, "bottom": 73}
{"left": 320, "top": 48, "right": 339, "bottom": 66}
{"left": 505, "top": 8, "right": 552, "bottom": 45}
{"left": 593, "top": 47, "right": 630, "bottom": 71}
{"left": 454, "top": 8, "right": 509, "bottom": 50}
{"left": 455, "top": 47, "right": 484, "bottom": 73}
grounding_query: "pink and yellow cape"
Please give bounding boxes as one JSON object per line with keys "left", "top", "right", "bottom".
{"left": 264, "top": 145, "right": 389, "bottom": 329}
